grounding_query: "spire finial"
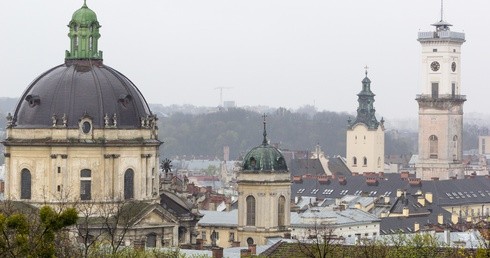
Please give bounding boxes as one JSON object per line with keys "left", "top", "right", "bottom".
{"left": 84, "top": 0, "right": 87, "bottom": 6}
{"left": 441, "top": 0, "right": 444, "bottom": 21}
{"left": 364, "top": 65, "right": 369, "bottom": 76}
{"left": 262, "top": 113, "right": 268, "bottom": 145}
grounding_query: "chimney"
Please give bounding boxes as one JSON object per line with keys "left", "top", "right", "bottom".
{"left": 196, "top": 239, "right": 203, "bottom": 250}
{"left": 444, "top": 228, "right": 451, "bottom": 245}
{"left": 384, "top": 196, "right": 390, "bottom": 204}
{"left": 338, "top": 176, "right": 346, "bottom": 185}
{"left": 240, "top": 249, "right": 251, "bottom": 257}
{"left": 248, "top": 243, "right": 257, "bottom": 255}
{"left": 451, "top": 213, "right": 459, "bottom": 224}
{"left": 355, "top": 202, "right": 362, "bottom": 210}
{"left": 414, "top": 222, "right": 420, "bottom": 232}
{"left": 437, "top": 214, "right": 443, "bottom": 225}
{"left": 396, "top": 189, "right": 403, "bottom": 198}
{"left": 425, "top": 192, "right": 433, "bottom": 203}
{"left": 403, "top": 207, "right": 409, "bottom": 217}
{"left": 417, "top": 196, "right": 426, "bottom": 207}
{"left": 212, "top": 247, "right": 224, "bottom": 258}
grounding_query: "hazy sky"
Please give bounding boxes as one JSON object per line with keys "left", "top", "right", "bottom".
{"left": 1, "top": 0, "right": 489, "bottom": 119}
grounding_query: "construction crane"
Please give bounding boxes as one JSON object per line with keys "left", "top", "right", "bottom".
{"left": 214, "top": 87, "right": 233, "bottom": 107}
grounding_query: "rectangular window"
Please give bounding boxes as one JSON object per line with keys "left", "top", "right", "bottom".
{"left": 57, "top": 167, "right": 61, "bottom": 173}
{"left": 80, "top": 181, "right": 91, "bottom": 200}
{"left": 229, "top": 232, "right": 235, "bottom": 242}
{"left": 452, "top": 83, "right": 456, "bottom": 97}
{"left": 433, "top": 49, "right": 437, "bottom": 52}
{"left": 431, "top": 83, "right": 439, "bottom": 98}
{"left": 202, "top": 231, "right": 206, "bottom": 240}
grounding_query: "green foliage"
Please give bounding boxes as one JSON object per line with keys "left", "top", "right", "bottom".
{"left": 160, "top": 108, "right": 416, "bottom": 159}
{"left": 0, "top": 204, "right": 77, "bottom": 258}
{"left": 87, "top": 246, "right": 210, "bottom": 258}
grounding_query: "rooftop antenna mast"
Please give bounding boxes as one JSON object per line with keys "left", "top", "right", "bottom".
{"left": 214, "top": 87, "right": 233, "bottom": 107}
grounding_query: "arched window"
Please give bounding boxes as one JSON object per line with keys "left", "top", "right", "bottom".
{"left": 363, "top": 157, "right": 367, "bottom": 166}
{"left": 429, "top": 135, "right": 438, "bottom": 159}
{"left": 377, "top": 157, "right": 381, "bottom": 168}
{"left": 246, "top": 195, "right": 256, "bottom": 226}
{"left": 80, "top": 169, "right": 91, "bottom": 200}
{"left": 353, "top": 157, "right": 357, "bottom": 166}
{"left": 278, "top": 196, "right": 286, "bottom": 227}
{"left": 20, "top": 169, "right": 31, "bottom": 199}
{"left": 124, "top": 169, "right": 134, "bottom": 200}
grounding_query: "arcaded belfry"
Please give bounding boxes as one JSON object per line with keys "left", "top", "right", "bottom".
{"left": 237, "top": 116, "right": 291, "bottom": 247}
{"left": 415, "top": 5, "right": 465, "bottom": 180}
{"left": 3, "top": 2, "right": 161, "bottom": 206}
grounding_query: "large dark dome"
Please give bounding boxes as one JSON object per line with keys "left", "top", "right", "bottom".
{"left": 13, "top": 60, "right": 152, "bottom": 129}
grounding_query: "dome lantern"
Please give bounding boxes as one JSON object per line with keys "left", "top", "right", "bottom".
{"left": 66, "top": 1, "right": 102, "bottom": 60}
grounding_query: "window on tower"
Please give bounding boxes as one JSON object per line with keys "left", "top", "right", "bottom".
{"left": 353, "top": 157, "right": 357, "bottom": 166}
{"left": 246, "top": 195, "right": 256, "bottom": 226}
{"left": 278, "top": 196, "right": 286, "bottom": 228}
{"left": 429, "top": 135, "right": 438, "bottom": 159}
{"left": 363, "top": 157, "right": 367, "bottom": 166}
{"left": 431, "top": 83, "right": 439, "bottom": 98}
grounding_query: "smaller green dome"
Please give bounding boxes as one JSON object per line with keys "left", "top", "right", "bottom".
{"left": 71, "top": 2, "right": 98, "bottom": 26}
{"left": 242, "top": 116, "right": 287, "bottom": 172}
{"left": 242, "top": 144, "right": 287, "bottom": 171}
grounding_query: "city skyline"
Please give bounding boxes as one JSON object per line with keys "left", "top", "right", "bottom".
{"left": 1, "top": 0, "right": 490, "bottom": 119}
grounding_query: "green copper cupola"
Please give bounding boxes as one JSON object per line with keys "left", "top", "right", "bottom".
{"left": 348, "top": 70, "right": 383, "bottom": 130}
{"left": 65, "top": 1, "right": 103, "bottom": 60}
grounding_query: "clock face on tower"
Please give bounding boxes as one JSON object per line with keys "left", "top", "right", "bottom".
{"left": 430, "top": 61, "right": 440, "bottom": 72}
{"left": 451, "top": 62, "right": 457, "bottom": 72}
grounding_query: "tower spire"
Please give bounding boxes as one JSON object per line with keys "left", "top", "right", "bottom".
{"left": 441, "top": 0, "right": 444, "bottom": 21}
{"left": 262, "top": 114, "right": 268, "bottom": 145}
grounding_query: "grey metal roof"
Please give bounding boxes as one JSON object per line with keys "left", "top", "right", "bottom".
{"left": 198, "top": 210, "right": 238, "bottom": 227}
{"left": 13, "top": 60, "right": 152, "bottom": 129}
{"left": 290, "top": 208, "right": 380, "bottom": 228}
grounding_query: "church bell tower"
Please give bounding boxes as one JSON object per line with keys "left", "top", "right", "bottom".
{"left": 415, "top": 2, "right": 466, "bottom": 180}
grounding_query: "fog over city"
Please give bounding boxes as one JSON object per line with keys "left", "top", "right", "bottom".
{"left": 1, "top": 0, "right": 490, "bottom": 120}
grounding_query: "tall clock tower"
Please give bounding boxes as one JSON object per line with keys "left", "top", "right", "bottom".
{"left": 415, "top": 8, "right": 466, "bottom": 180}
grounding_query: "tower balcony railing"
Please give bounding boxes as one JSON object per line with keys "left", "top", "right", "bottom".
{"left": 418, "top": 31, "right": 465, "bottom": 41}
{"left": 416, "top": 94, "right": 466, "bottom": 101}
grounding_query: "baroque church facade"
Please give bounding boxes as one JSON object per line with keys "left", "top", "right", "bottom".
{"left": 3, "top": 2, "right": 201, "bottom": 248}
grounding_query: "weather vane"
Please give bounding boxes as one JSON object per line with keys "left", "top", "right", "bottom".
{"left": 364, "top": 65, "right": 369, "bottom": 76}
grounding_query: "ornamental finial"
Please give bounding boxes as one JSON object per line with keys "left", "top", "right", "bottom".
{"left": 262, "top": 114, "right": 268, "bottom": 145}
{"left": 83, "top": 0, "right": 87, "bottom": 7}
{"left": 364, "top": 65, "right": 369, "bottom": 76}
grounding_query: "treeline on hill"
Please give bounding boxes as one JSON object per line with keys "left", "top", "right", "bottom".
{"left": 158, "top": 107, "right": 416, "bottom": 160}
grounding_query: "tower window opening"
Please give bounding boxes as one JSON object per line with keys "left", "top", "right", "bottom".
{"left": 89, "top": 36, "right": 93, "bottom": 50}
{"left": 452, "top": 83, "right": 456, "bottom": 98}
{"left": 431, "top": 83, "right": 439, "bottom": 98}
{"left": 353, "top": 157, "right": 357, "bottom": 166}
{"left": 433, "top": 49, "right": 437, "bottom": 52}
{"left": 278, "top": 196, "right": 286, "bottom": 227}
{"left": 363, "top": 157, "right": 367, "bottom": 166}
{"left": 482, "top": 139, "right": 486, "bottom": 154}
{"left": 429, "top": 135, "right": 438, "bottom": 159}
{"left": 246, "top": 195, "right": 256, "bottom": 226}
{"left": 74, "top": 36, "right": 79, "bottom": 48}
